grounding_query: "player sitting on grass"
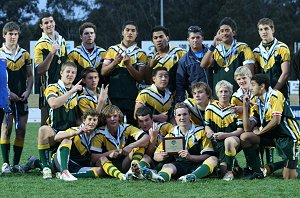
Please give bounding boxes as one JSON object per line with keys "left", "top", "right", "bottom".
{"left": 241, "top": 74, "right": 300, "bottom": 180}
{"left": 37, "top": 62, "right": 82, "bottom": 179}
{"left": 90, "top": 105, "right": 150, "bottom": 180}
{"left": 205, "top": 80, "right": 244, "bottom": 181}
{"left": 144, "top": 103, "right": 214, "bottom": 182}
{"left": 134, "top": 106, "right": 173, "bottom": 172}
{"left": 53, "top": 108, "right": 104, "bottom": 181}
{"left": 184, "top": 82, "right": 212, "bottom": 126}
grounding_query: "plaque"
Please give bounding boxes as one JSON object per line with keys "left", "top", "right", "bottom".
{"left": 163, "top": 137, "right": 185, "bottom": 155}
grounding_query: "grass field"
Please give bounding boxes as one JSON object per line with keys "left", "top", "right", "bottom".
{"left": 1, "top": 123, "right": 300, "bottom": 198}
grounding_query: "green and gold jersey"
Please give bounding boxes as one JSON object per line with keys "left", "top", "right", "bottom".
{"left": 77, "top": 87, "right": 110, "bottom": 115}
{"left": 184, "top": 98, "right": 206, "bottom": 126}
{"left": 205, "top": 100, "right": 243, "bottom": 133}
{"left": 155, "top": 124, "right": 213, "bottom": 156}
{"left": 136, "top": 84, "right": 173, "bottom": 117}
{"left": 34, "top": 32, "right": 67, "bottom": 96}
{"left": 90, "top": 124, "right": 146, "bottom": 153}
{"left": 59, "top": 125, "right": 97, "bottom": 167}
{"left": 231, "top": 88, "right": 255, "bottom": 120}
{"left": 0, "top": 45, "right": 31, "bottom": 96}
{"left": 150, "top": 46, "right": 186, "bottom": 93}
{"left": 250, "top": 87, "right": 300, "bottom": 142}
{"left": 67, "top": 44, "right": 106, "bottom": 84}
{"left": 253, "top": 39, "right": 290, "bottom": 98}
{"left": 152, "top": 122, "right": 174, "bottom": 147}
{"left": 44, "top": 80, "right": 79, "bottom": 131}
{"left": 212, "top": 41, "right": 254, "bottom": 97}
{"left": 104, "top": 42, "right": 147, "bottom": 100}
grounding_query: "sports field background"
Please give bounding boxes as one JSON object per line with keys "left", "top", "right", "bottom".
{"left": 1, "top": 123, "right": 300, "bottom": 198}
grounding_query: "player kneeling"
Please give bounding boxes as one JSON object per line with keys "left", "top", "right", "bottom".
{"left": 53, "top": 108, "right": 104, "bottom": 181}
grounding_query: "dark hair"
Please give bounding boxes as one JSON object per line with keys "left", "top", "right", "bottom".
{"left": 100, "top": 105, "right": 124, "bottom": 126}
{"left": 191, "top": 82, "right": 212, "bottom": 99}
{"left": 81, "top": 67, "right": 98, "bottom": 79}
{"left": 187, "top": 26, "right": 203, "bottom": 37}
{"left": 122, "top": 20, "right": 138, "bottom": 32}
{"left": 39, "top": 12, "right": 53, "bottom": 24}
{"left": 151, "top": 26, "right": 169, "bottom": 38}
{"left": 82, "top": 108, "right": 100, "bottom": 120}
{"left": 135, "top": 106, "right": 153, "bottom": 120}
{"left": 251, "top": 74, "right": 270, "bottom": 89}
{"left": 3, "top": 21, "right": 20, "bottom": 35}
{"left": 219, "top": 17, "right": 237, "bottom": 33}
{"left": 79, "top": 22, "right": 96, "bottom": 35}
{"left": 152, "top": 67, "right": 168, "bottom": 77}
{"left": 257, "top": 18, "right": 274, "bottom": 30}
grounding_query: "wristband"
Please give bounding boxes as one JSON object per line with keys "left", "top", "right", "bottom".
{"left": 209, "top": 45, "right": 216, "bottom": 52}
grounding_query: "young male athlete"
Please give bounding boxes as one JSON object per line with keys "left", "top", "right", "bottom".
{"left": 0, "top": 22, "right": 33, "bottom": 174}
{"left": 253, "top": 18, "right": 290, "bottom": 100}
{"left": 53, "top": 108, "right": 104, "bottom": 181}
{"left": 90, "top": 105, "right": 150, "bottom": 180}
{"left": 241, "top": 74, "right": 300, "bottom": 180}
{"left": 201, "top": 17, "right": 255, "bottom": 98}
{"left": 205, "top": 80, "right": 244, "bottom": 181}
{"left": 176, "top": 25, "right": 209, "bottom": 102}
{"left": 146, "top": 26, "right": 186, "bottom": 94}
{"left": 144, "top": 103, "right": 214, "bottom": 182}
{"left": 101, "top": 21, "right": 147, "bottom": 125}
{"left": 183, "top": 82, "right": 212, "bottom": 126}
{"left": 68, "top": 22, "right": 107, "bottom": 85}
{"left": 37, "top": 62, "right": 82, "bottom": 179}
{"left": 135, "top": 67, "right": 172, "bottom": 123}
{"left": 34, "top": 12, "right": 68, "bottom": 125}
{"left": 78, "top": 67, "right": 109, "bottom": 115}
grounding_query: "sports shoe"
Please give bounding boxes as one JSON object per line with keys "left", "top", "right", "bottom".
{"left": 60, "top": 170, "right": 78, "bottom": 181}
{"left": 124, "top": 168, "right": 134, "bottom": 180}
{"left": 42, "top": 167, "right": 53, "bottom": 179}
{"left": 12, "top": 164, "right": 24, "bottom": 173}
{"left": 1, "top": 163, "right": 12, "bottom": 174}
{"left": 248, "top": 171, "right": 265, "bottom": 180}
{"left": 23, "top": 155, "right": 40, "bottom": 172}
{"left": 120, "top": 174, "right": 127, "bottom": 181}
{"left": 178, "top": 174, "right": 196, "bottom": 183}
{"left": 130, "top": 161, "right": 144, "bottom": 180}
{"left": 147, "top": 169, "right": 165, "bottom": 183}
{"left": 223, "top": 172, "right": 234, "bottom": 181}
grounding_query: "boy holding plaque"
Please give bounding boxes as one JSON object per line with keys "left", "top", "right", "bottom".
{"left": 205, "top": 80, "right": 244, "bottom": 181}
{"left": 200, "top": 17, "right": 255, "bottom": 98}
{"left": 145, "top": 103, "right": 215, "bottom": 182}
{"left": 241, "top": 74, "right": 300, "bottom": 180}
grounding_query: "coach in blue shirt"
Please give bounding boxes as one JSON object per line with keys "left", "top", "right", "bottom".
{"left": 176, "top": 26, "right": 211, "bottom": 103}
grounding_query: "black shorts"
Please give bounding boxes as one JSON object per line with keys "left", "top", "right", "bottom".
{"left": 8, "top": 100, "right": 28, "bottom": 116}
{"left": 172, "top": 160, "right": 201, "bottom": 179}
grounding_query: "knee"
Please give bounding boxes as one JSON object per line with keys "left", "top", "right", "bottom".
{"left": 207, "top": 156, "right": 218, "bottom": 167}
{"left": 38, "top": 126, "right": 52, "bottom": 139}
{"left": 240, "top": 132, "right": 252, "bottom": 142}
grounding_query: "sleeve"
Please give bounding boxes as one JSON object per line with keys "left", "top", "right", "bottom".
{"left": 34, "top": 43, "right": 44, "bottom": 66}
{"left": 104, "top": 48, "right": 115, "bottom": 61}
{"left": 198, "top": 130, "right": 214, "bottom": 155}
{"left": 176, "top": 58, "right": 187, "bottom": 103}
{"left": 67, "top": 49, "right": 76, "bottom": 63}
{"left": 99, "top": 51, "right": 107, "bottom": 64}
{"left": 270, "top": 93, "right": 284, "bottom": 116}
{"left": 279, "top": 44, "right": 290, "bottom": 62}
{"left": 178, "top": 50, "right": 187, "bottom": 59}
{"left": 126, "top": 125, "right": 146, "bottom": 140}
{"left": 158, "top": 122, "right": 174, "bottom": 136}
{"left": 135, "top": 91, "right": 147, "bottom": 104}
{"left": 204, "top": 106, "right": 212, "bottom": 127}
{"left": 137, "top": 51, "right": 148, "bottom": 66}
{"left": 231, "top": 95, "right": 238, "bottom": 106}
{"left": 242, "top": 45, "right": 255, "bottom": 65}
{"left": 78, "top": 97, "right": 94, "bottom": 114}
{"left": 90, "top": 134, "right": 105, "bottom": 153}
{"left": 24, "top": 51, "right": 32, "bottom": 66}
{"left": 44, "top": 85, "right": 58, "bottom": 100}
{"left": 249, "top": 101, "right": 259, "bottom": 125}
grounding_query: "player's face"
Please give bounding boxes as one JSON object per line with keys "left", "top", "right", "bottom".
{"left": 258, "top": 24, "right": 274, "bottom": 43}
{"left": 83, "top": 115, "right": 99, "bottom": 131}
{"left": 81, "top": 27, "right": 96, "bottom": 45}
{"left": 251, "top": 80, "right": 263, "bottom": 97}
{"left": 216, "top": 87, "right": 231, "bottom": 104}
{"left": 3, "top": 30, "right": 19, "bottom": 47}
{"left": 106, "top": 111, "right": 120, "bottom": 129}
{"left": 187, "top": 32, "right": 203, "bottom": 51}
{"left": 175, "top": 107, "right": 191, "bottom": 127}
{"left": 60, "top": 66, "right": 77, "bottom": 86}
{"left": 83, "top": 72, "right": 99, "bottom": 90}
{"left": 122, "top": 25, "right": 137, "bottom": 43}
{"left": 137, "top": 114, "right": 153, "bottom": 132}
{"left": 192, "top": 87, "right": 209, "bottom": 106}
{"left": 236, "top": 75, "right": 251, "bottom": 90}
{"left": 152, "top": 31, "right": 169, "bottom": 51}
{"left": 153, "top": 70, "right": 169, "bottom": 90}
{"left": 40, "top": 16, "right": 55, "bottom": 35}
{"left": 218, "top": 25, "right": 234, "bottom": 44}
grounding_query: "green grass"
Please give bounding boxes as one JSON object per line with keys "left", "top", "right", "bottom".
{"left": 1, "top": 123, "right": 300, "bottom": 198}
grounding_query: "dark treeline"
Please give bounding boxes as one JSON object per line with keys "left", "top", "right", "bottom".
{"left": 1, "top": 0, "right": 300, "bottom": 52}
